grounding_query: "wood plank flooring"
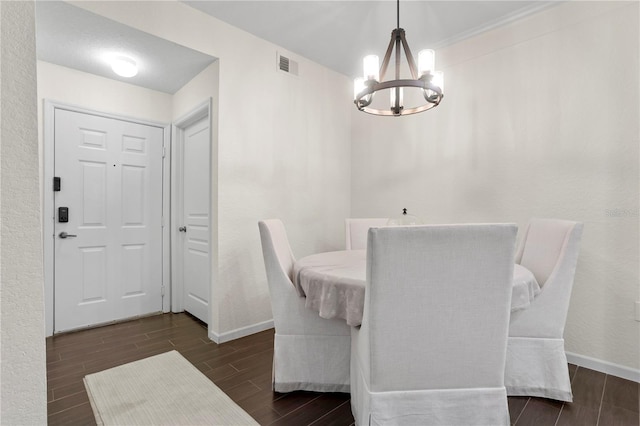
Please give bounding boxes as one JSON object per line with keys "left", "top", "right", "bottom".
{"left": 46, "top": 313, "right": 639, "bottom": 425}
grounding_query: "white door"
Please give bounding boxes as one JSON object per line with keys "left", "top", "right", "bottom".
{"left": 54, "top": 108, "right": 164, "bottom": 332}
{"left": 179, "top": 115, "right": 210, "bottom": 323}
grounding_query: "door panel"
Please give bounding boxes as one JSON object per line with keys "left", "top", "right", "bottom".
{"left": 54, "top": 109, "right": 163, "bottom": 332}
{"left": 182, "top": 116, "right": 210, "bottom": 323}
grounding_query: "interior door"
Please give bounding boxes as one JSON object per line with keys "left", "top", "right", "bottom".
{"left": 54, "top": 108, "right": 164, "bottom": 332}
{"left": 180, "top": 115, "right": 210, "bottom": 324}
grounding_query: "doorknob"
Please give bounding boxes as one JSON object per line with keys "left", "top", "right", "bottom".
{"left": 59, "top": 231, "right": 77, "bottom": 239}
{"left": 178, "top": 226, "right": 187, "bottom": 232}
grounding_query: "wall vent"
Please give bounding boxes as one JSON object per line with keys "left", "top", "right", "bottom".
{"left": 277, "top": 53, "right": 298, "bottom": 76}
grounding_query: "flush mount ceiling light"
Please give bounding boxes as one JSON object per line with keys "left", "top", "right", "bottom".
{"left": 353, "top": 0, "right": 444, "bottom": 116}
{"left": 111, "top": 55, "right": 138, "bottom": 78}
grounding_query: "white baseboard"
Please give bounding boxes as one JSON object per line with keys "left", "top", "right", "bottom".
{"left": 566, "top": 351, "right": 640, "bottom": 383}
{"left": 203, "top": 325, "right": 640, "bottom": 384}
{"left": 208, "top": 319, "right": 274, "bottom": 344}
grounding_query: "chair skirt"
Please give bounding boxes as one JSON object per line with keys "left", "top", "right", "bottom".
{"left": 505, "top": 336, "right": 573, "bottom": 402}
{"left": 273, "top": 333, "right": 350, "bottom": 393}
{"left": 350, "top": 356, "right": 510, "bottom": 426}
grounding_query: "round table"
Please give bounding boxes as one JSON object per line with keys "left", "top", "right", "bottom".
{"left": 293, "top": 249, "right": 540, "bottom": 327}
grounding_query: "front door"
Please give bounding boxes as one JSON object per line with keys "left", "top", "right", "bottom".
{"left": 54, "top": 108, "right": 164, "bottom": 332}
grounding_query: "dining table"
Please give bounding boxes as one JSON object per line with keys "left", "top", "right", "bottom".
{"left": 292, "top": 249, "right": 541, "bottom": 327}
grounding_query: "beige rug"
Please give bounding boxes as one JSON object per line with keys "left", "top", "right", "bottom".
{"left": 84, "top": 350, "right": 258, "bottom": 426}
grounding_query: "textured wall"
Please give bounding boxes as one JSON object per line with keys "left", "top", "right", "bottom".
{"left": 351, "top": 2, "right": 639, "bottom": 370}
{"left": 0, "top": 1, "right": 48, "bottom": 423}
{"left": 73, "top": 1, "right": 352, "bottom": 337}
{"left": 37, "top": 60, "right": 173, "bottom": 127}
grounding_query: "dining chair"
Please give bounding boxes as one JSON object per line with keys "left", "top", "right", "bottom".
{"left": 345, "top": 218, "right": 389, "bottom": 250}
{"left": 258, "top": 219, "right": 351, "bottom": 393}
{"left": 505, "top": 218, "right": 583, "bottom": 402}
{"left": 351, "top": 224, "right": 517, "bottom": 425}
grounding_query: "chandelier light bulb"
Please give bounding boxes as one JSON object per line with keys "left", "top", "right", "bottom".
{"left": 354, "top": 78, "right": 366, "bottom": 100}
{"left": 418, "top": 49, "right": 435, "bottom": 77}
{"left": 363, "top": 55, "right": 380, "bottom": 81}
{"left": 432, "top": 71, "right": 444, "bottom": 93}
{"left": 390, "top": 87, "right": 404, "bottom": 109}
{"left": 111, "top": 56, "right": 138, "bottom": 78}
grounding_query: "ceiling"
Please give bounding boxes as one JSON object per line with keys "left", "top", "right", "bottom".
{"left": 184, "top": 1, "right": 559, "bottom": 78}
{"left": 35, "top": 1, "right": 217, "bottom": 94}
{"left": 35, "top": 1, "right": 560, "bottom": 93}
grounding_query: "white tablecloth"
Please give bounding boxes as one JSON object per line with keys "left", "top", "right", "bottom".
{"left": 293, "top": 249, "right": 540, "bottom": 327}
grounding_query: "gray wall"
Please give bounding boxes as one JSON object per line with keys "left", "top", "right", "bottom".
{"left": 0, "top": 1, "right": 47, "bottom": 423}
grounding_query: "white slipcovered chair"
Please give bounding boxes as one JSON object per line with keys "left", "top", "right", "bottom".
{"left": 345, "top": 218, "right": 389, "bottom": 250}
{"left": 505, "top": 218, "right": 583, "bottom": 402}
{"left": 258, "top": 219, "right": 351, "bottom": 393}
{"left": 351, "top": 224, "right": 518, "bottom": 425}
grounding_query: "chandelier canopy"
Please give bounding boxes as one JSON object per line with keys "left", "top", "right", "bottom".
{"left": 353, "top": 0, "right": 444, "bottom": 116}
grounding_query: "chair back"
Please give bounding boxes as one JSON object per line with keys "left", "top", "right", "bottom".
{"left": 259, "top": 220, "right": 295, "bottom": 282}
{"left": 511, "top": 219, "right": 583, "bottom": 337}
{"left": 516, "top": 219, "right": 582, "bottom": 287}
{"left": 258, "top": 220, "right": 297, "bottom": 329}
{"left": 345, "top": 218, "right": 389, "bottom": 250}
{"left": 365, "top": 224, "right": 517, "bottom": 392}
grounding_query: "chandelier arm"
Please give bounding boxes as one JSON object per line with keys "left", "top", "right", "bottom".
{"left": 395, "top": 34, "right": 401, "bottom": 81}
{"left": 400, "top": 32, "right": 419, "bottom": 80}
{"left": 392, "top": 35, "right": 402, "bottom": 113}
{"left": 378, "top": 34, "right": 396, "bottom": 82}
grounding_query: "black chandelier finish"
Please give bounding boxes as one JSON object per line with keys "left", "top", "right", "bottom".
{"left": 353, "top": 0, "right": 444, "bottom": 117}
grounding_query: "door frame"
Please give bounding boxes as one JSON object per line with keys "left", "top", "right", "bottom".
{"left": 170, "top": 99, "right": 212, "bottom": 316}
{"left": 43, "top": 100, "right": 171, "bottom": 336}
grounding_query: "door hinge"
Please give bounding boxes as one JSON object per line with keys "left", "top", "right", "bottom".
{"left": 161, "top": 216, "right": 165, "bottom": 228}
{"left": 162, "top": 147, "right": 166, "bottom": 158}
{"left": 161, "top": 286, "right": 165, "bottom": 296}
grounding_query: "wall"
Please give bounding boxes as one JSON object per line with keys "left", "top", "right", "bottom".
{"left": 71, "top": 1, "right": 352, "bottom": 339}
{"left": 37, "top": 60, "right": 173, "bottom": 129}
{"left": 172, "top": 61, "right": 219, "bottom": 120}
{"left": 0, "top": 1, "right": 48, "bottom": 423}
{"left": 351, "top": 1, "right": 639, "bottom": 372}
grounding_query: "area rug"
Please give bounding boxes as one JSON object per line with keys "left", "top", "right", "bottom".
{"left": 83, "top": 350, "right": 258, "bottom": 425}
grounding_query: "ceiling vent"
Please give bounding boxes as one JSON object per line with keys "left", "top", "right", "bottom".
{"left": 277, "top": 53, "right": 298, "bottom": 76}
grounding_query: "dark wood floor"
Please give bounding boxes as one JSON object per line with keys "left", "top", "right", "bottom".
{"left": 46, "top": 313, "right": 639, "bottom": 425}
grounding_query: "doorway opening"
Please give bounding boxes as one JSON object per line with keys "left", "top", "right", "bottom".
{"left": 43, "top": 101, "right": 171, "bottom": 336}
{"left": 171, "top": 99, "right": 212, "bottom": 325}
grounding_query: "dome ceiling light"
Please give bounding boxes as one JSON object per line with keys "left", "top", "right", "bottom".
{"left": 111, "top": 55, "right": 138, "bottom": 78}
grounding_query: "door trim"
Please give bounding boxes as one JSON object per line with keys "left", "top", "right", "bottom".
{"left": 43, "top": 100, "right": 171, "bottom": 336}
{"left": 170, "top": 99, "right": 212, "bottom": 316}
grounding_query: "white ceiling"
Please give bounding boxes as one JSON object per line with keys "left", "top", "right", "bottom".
{"left": 35, "top": 1, "right": 217, "bottom": 94}
{"left": 184, "top": 1, "right": 559, "bottom": 78}
{"left": 35, "top": 1, "right": 560, "bottom": 93}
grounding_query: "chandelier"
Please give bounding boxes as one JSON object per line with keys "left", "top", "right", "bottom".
{"left": 353, "top": 0, "right": 444, "bottom": 116}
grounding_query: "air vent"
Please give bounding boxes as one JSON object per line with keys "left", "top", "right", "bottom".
{"left": 277, "top": 53, "right": 298, "bottom": 76}
{"left": 279, "top": 55, "right": 289, "bottom": 72}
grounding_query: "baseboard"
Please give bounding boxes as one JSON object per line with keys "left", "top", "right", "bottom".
{"left": 203, "top": 324, "right": 640, "bottom": 383}
{"left": 208, "top": 319, "right": 274, "bottom": 344}
{"left": 566, "top": 351, "right": 640, "bottom": 383}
